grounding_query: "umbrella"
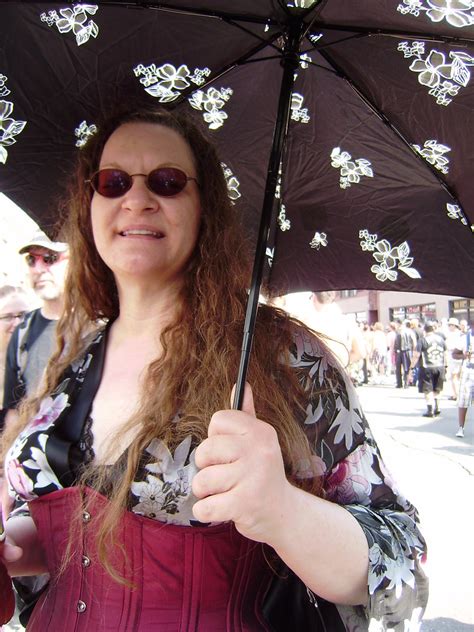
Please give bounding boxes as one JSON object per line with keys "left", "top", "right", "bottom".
{"left": 1, "top": 1, "right": 474, "bottom": 404}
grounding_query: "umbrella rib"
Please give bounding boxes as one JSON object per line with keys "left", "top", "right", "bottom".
{"left": 89, "top": 1, "right": 282, "bottom": 26}
{"left": 305, "top": 22, "right": 474, "bottom": 46}
{"left": 316, "top": 46, "right": 471, "bottom": 223}
{"left": 167, "top": 33, "right": 285, "bottom": 105}
{"left": 223, "top": 18, "right": 284, "bottom": 54}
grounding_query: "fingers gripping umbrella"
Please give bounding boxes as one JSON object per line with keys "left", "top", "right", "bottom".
{"left": 1, "top": 1, "right": 473, "bottom": 407}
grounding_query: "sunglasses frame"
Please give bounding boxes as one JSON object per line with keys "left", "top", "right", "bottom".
{"left": 0, "top": 311, "right": 27, "bottom": 323}
{"left": 86, "top": 167, "right": 199, "bottom": 199}
{"left": 25, "top": 252, "right": 62, "bottom": 268}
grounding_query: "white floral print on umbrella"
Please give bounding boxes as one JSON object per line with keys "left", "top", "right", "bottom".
{"left": 75, "top": 120, "right": 97, "bottom": 148}
{"left": 309, "top": 231, "right": 328, "bottom": 249}
{"left": 397, "top": 0, "right": 474, "bottom": 29}
{"left": 189, "top": 86, "right": 233, "bottom": 129}
{"left": 266, "top": 247, "right": 274, "bottom": 267}
{"left": 330, "top": 147, "right": 374, "bottom": 189}
{"left": 359, "top": 230, "right": 421, "bottom": 282}
{"left": 278, "top": 204, "right": 291, "bottom": 231}
{"left": 399, "top": 41, "right": 474, "bottom": 105}
{"left": 40, "top": 4, "right": 99, "bottom": 46}
{"left": 0, "top": 98, "right": 27, "bottom": 164}
{"left": 412, "top": 139, "right": 451, "bottom": 173}
{"left": 221, "top": 162, "right": 241, "bottom": 201}
{"left": 134, "top": 62, "right": 211, "bottom": 103}
{"left": 446, "top": 202, "right": 469, "bottom": 226}
{"left": 290, "top": 92, "right": 310, "bottom": 123}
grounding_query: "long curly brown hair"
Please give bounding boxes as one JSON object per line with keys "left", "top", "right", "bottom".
{"left": 1, "top": 105, "right": 322, "bottom": 581}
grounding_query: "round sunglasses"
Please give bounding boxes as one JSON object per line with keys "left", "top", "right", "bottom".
{"left": 86, "top": 167, "right": 199, "bottom": 199}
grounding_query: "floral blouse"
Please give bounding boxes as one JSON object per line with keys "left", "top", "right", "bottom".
{"left": 4, "top": 325, "right": 428, "bottom": 631}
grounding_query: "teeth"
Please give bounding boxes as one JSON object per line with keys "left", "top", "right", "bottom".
{"left": 120, "top": 229, "right": 162, "bottom": 237}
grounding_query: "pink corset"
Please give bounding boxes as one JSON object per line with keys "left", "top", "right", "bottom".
{"left": 27, "top": 487, "right": 273, "bottom": 631}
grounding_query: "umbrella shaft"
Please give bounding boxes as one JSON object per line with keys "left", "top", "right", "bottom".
{"left": 233, "top": 20, "right": 304, "bottom": 410}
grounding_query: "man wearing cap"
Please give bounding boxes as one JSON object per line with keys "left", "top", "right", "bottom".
{"left": 2, "top": 230, "right": 68, "bottom": 419}
{"left": 1, "top": 229, "right": 68, "bottom": 626}
{"left": 446, "top": 317, "right": 464, "bottom": 401}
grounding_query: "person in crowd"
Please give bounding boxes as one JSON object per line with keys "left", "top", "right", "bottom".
{"left": 409, "top": 322, "right": 447, "bottom": 418}
{"left": 408, "top": 319, "right": 423, "bottom": 388}
{"left": 0, "top": 105, "right": 428, "bottom": 631}
{"left": 394, "top": 319, "right": 416, "bottom": 388}
{"left": 456, "top": 323, "right": 473, "bottom": 438}
{"left": 386, "top": 321, "right": 398, "bottom": 377}
{"left": 2, "top": 231, "right": 69, "bottom": 426}
{"left": 369, "top": 322, "right": 387, "bottom": 384}
{"left": 291, "top": 291, "right": 367, "bottom": 387}
{"left": 0, "top": 286, "right": 31, "bottom": 429}
{"left": 432, "top": 319, "right": 446, "bottom": 340}
{"left": 445, "top": 317, "right": 464, "bottom": 401}
{"left": 359, "top": 322, "right": 372, "bottom": 385}
{"left": 1, "top": 230, "right": 68, "bottom": 625}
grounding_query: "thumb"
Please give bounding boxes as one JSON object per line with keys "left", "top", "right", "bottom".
{"left": 2, "top": 543, "right": 23, "bottom": 563}
{"left": 230, "top": 382, "right": 256, "bottom": 417}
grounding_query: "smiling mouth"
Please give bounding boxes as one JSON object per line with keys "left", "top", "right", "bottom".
{"left": 119, "top": 229, "right": 164, "bottom": 238}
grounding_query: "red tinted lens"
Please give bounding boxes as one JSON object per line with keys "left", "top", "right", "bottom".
{"left": 147, "top": 168, "right": 188, "bottom": 197}
{"left": 92, "top": 169, "right": 132, "bottom": 198}
{"left": 43, "top": 254, "right": 59, "bottom": 265}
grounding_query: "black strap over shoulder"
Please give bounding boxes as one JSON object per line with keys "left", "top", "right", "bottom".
{"left": 45, "top": 329, "right": 108, "bottom": 487}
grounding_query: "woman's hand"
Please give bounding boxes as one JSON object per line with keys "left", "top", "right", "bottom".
{"left": 0, "top": 533, "right": 23, "bottom": 565}
{"left": 0, "top": 515, "right": 45, "bottom": 576}
{"left": 192, "top": 383, "right": 293, "bottom": 544}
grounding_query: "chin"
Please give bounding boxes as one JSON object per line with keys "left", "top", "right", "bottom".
{"left": 36, "top": 288, "right": 61, "bottom": 302}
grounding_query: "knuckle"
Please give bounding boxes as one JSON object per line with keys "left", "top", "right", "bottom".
{"left": 191, "top": 472, "right": 207, "bottom": 499}
{"left": 194, "top": 440, "right": 210, "bottom": 469}
{"left": 193, "top": 499, "right": 213, "bottom": 523}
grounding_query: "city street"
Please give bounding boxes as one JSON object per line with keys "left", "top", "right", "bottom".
{"left": 357, "top": 382, "right": 474, "bottom": 631}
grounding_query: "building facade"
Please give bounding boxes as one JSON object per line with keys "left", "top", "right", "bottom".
{"left": 337, "top": 289, "right": 474, "bottom": 327}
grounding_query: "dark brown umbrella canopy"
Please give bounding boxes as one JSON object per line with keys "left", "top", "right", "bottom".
{"left": 1, "top": 1, "right": 473, "bottom": 296}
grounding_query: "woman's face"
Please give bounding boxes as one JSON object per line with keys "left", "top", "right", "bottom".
{"left": 90, "top": 122, "right": 201, "bottom": 287}
{"left": 0, "top": 293, "right": 30, "bottom": 350}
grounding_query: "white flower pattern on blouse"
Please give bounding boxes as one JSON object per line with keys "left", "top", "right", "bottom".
{"left": 4, "top": 326, "right": 428, "bottom": 631}
{"left": 130, "top": 436, "right": 199, "bottom": 524}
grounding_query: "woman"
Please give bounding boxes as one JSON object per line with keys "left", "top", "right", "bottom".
{"left": 0, "top": 285, "right": 31, "bottom": 429}
{"left": 0, "top": 106, "right": 427, "bottom": 631}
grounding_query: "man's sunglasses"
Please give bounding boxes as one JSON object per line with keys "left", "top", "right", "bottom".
{"left": 86, "top": 167, "right": 199, "bottom": 199}
{"left": 25, "top": 252, "right": 61, "bottom": 267}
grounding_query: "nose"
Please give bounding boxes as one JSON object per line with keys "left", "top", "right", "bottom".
{"left": 122, "top": 175, "right": 159, "bottom": 214}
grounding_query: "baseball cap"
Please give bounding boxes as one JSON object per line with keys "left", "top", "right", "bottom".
{"left": 19, "top": 229, "right": 68, "bottom": 255}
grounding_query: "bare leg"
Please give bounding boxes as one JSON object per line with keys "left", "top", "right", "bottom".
{"left": 458, "top": 407, "right": 467, "bottom": 429}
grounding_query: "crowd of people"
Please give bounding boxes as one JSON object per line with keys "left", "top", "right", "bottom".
{"left": 0, "top": 102, "right": 470, "bottom": 631}
{"left": 357, "top": 316, "right": 472, "bottom": 436}
{"left": 279, "top": 293, "right": 473, "bottom": 437}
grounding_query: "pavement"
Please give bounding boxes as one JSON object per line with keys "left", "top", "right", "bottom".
{"left": 356, "top": 380, "right": 474, "bottom": 631}
{"left": 3, "top": 380, "right": 473, "bottom": 631}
